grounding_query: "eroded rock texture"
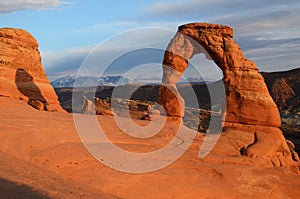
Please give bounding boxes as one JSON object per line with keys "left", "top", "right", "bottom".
{"left": 159, "top": 23, "right": 280, "bottom": 126}
{"left": 0, "top": 28, "right": 65, "bottom": 112}
{"left": 158, "top": 23, "right": 297, "bottom": 171}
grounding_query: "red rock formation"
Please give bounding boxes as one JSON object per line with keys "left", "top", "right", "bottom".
{"left": 159, "top": 23, "right": 280, "bottom": 126}
{"left": 158, "top": 23, "right": 297, "bottom": 170}
{"left": 270, "top": 79, "right": 295, "bottom": 107}
{"left": 262, "top": 68, "right": 300, "bottom": 110}
{"left": 0, "top": 28, "right": 65, "bottom": 112}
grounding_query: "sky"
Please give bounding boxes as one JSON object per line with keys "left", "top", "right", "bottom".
{"left": 1, "top": 0, "right": 300, "bottom": 81}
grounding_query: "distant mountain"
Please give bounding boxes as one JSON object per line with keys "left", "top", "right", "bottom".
{"left": 51, "top": 75, "right": 131, "bottom": 88}
{"left": 50, "top": 75, "right": 209, "bottom": 88}
{"left": 52, "top": 68, "right": 300, "bottom": 112}
{"left": 53, "top": 68, "right": 300, "bottom": 153}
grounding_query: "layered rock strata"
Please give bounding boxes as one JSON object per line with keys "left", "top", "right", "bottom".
{"left": 158, "top": 23, "right": 297, "bottom": 171}
{"left": 0, "top": 28, "right": 64, "bottom": 112}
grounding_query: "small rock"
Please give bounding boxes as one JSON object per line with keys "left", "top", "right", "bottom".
{"left": 286, "top": 140, "right": 300, "bottom": 161}
{"left": 96, "top": 109, "right": 115, "bottom": 116}
{"left": 28, "top": 100, "right": 44, "bottom": 111}
{"left": 141, "top": 114, "right": 151, "bottom": 121}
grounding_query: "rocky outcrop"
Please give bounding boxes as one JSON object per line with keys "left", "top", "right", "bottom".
{"left": 158, "top": 23, "right": 280, "bottom": 126}
{"left": 262, "top": 68, "right": 300, "bottom": 111}
{"left": 158, "top": 23, "right": 297, "bottom": 171}
{"left": 0, "top": 28, "right": 65, "bottom": 112}
{"left": 261, "top": 69, "right": 300, "bottom": 157}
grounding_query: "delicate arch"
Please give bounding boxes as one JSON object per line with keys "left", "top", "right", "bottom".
{"left": 158, "top": 23, "right": 280, "bottom": 127}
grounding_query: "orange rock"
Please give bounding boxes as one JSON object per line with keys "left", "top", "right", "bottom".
{"left": 158, "top": 23, "right": 280, "bottom": 126}
{"left": 158, "top": 23, "right": 296, "bottom": 168}
{"left": 0, "top": 28, "right": 65, "bottom": 112}
{"left": 28, "top": 100, "right": 44, "bottom": 111}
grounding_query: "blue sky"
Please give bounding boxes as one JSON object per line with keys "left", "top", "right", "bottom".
{"left": 1, "top": 0, "right": 300, "bottom": 81}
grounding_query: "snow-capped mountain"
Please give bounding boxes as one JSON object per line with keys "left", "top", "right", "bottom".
{"left": 51, "top": 75, "right": 131, "bottom": 88}
{"left": 50, "top": 75, "right": 209, "bottom": 88}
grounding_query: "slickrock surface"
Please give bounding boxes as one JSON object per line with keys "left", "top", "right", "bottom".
{"left": 1, "top": 97, "right": 300, "bottom": 199}
{"left": 158, "top": 23, "right": 297, "bottom": 170}
{"left": 0, "top": 28, "right": 64, "bottom": 112}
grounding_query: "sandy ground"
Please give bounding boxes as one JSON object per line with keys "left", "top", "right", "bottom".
{"left": 0, "top": 97, "right": 300, "bottom": 199}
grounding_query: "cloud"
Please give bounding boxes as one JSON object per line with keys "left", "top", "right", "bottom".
{"left": 0, "top": 0, "right": 71, "bottom": 14}
{"left": 143, "top": 0, "right": 300, "bottom": 20}
{"left": 211, "top": 7, "right": 300, "bottom": 71}
{"left": 43, "top": 46, "right": 224, "bottom": 82}
{"left": 75, "top": 21, "right": 139, "bottom": 33}
{"left": 243, "top": 41, "right": 300, "bottom": 71}
{"left": 42, "top": 16, "right": 300, "bottom": 82}
{"left": 42, "top": 47, "right": 165, "bottom": 81}
{"left": 74, "top": 20, "right": 185, "bottom": 36}
{"left": 41, "top": 47, "right": 91, "bottom": 80}
{"left": 213, "top": 8, "right": 300, "bottom": 38}
{"left": 41, "top": 27, "right": 176, "bottom": 80}
{"left": 143, "top": 0, "right": 300, "bottom": 44}
{"left": 40, "top": 1, "right": 300, "bottom": 80}
{"left": 142, "top": 0, "right": 300, "bottom": 72}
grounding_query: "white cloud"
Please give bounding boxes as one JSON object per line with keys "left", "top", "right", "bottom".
{"left": 213, "top": 8, "right": 300, "bottom": 38}
{"left": 0, "top": 0, "right": 71, "bottom": 14}
{"left": 75, "top": 21, "right": 139, "bottom": 33}
{"left": 33, "top": 0, "right": 300, "bottom": 78}
{"left": 244, "top": 42, "right": 300, "bottom": 71}
{"left": 74, "top": 20, "right": 186, "bottom": 36}
{"left": 41, "top": 47, "right": 91, "bottom": 80}
{"left": 41, "top": 27, "right": 179, "bottom": 80}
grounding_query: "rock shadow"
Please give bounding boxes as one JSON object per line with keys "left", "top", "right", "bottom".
{"left": 0, "top": 177, "right": 51, "bottom": 199}
{"left": 15, "top": 68, "right": 46, "bottom": 103}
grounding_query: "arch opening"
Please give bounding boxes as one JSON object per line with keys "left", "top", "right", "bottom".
{"left": 157, "top": 30, "right": 227, "bottom": 133}
{"left": 179, "top": 52, "right": 226, "bottom": 132}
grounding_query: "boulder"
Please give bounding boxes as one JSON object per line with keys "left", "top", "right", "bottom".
{"left": 94, "top": 97, "right": 115, "bottom": 116}
{"left": 140, "top": 114, "right": 151, "bottom": 121}
{"left": 286, "top": 140, "right": 300, "bottom": 161}
{"left": 96, "top": 109, "right": 115, "bottom": 116}
{"left": 28, "top": 100, "right": 44, "bottom": 111}
{"left": 81, "top": 96, "right": 95, "bottom": 114}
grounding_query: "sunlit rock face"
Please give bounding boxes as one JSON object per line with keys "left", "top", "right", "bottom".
{"left": 0, "top": 28, "right": 65, "bottom": 112}
{"left": 159, "top": 23, "right": 280, "bottom": 126}
{"left": 158, "top": 23, "right": 298, "bottom": 171}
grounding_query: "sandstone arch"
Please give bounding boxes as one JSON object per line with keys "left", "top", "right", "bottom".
{"left": 158, "top": 23, "right": 298, "bottom": 170}
{"left": 158, "top": 23, "right": 280, "bottom": 127}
